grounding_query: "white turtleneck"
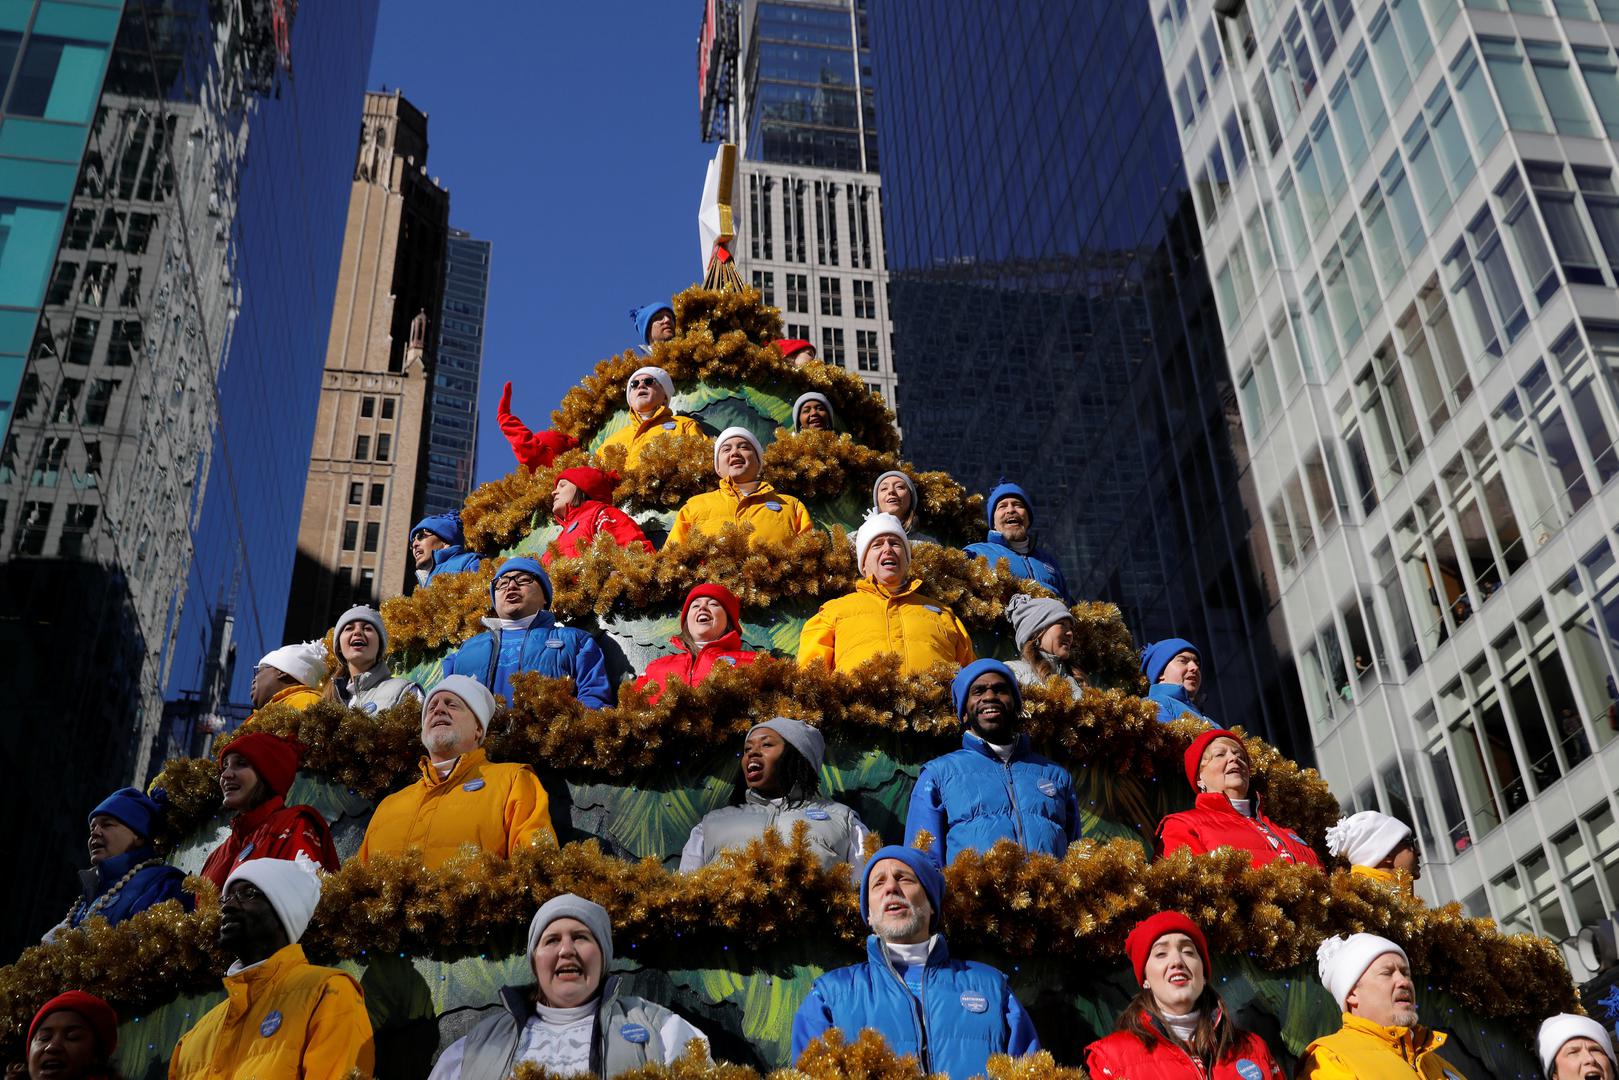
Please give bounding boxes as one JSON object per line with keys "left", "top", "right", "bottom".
{"left": 983, "top": 739, "right": 1016, "bottom": 762}
{"left": 1228, "top": 797, "right": 1254, "bottom": 818}
{"left": 883, "top": 936, "right": 936, "bottom": 969}
{"left": 481, "top": 612, "right": 540, "bottom": 632}
{"left": 1161, "top": 1008, "right": 1201, "bottom": 1044}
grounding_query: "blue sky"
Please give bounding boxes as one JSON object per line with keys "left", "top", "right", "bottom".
{"left": 368, "top": 2, "right": 717, "bottom": 485}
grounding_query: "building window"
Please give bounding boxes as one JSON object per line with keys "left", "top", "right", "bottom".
{"left": 786, "top": 273, "right": 809, "bottom": 314}
{"left": 820, "top": 327, "right": 845, "bottom": 367}
{"left": 348, "top": 482, "right": 363, "bottom": 505}
{"left": 382, "top": 398, "right": 395, "bottom": 419}
{"left": 375, "top": 434, "right": 391, "bottom": 462}
{"left": 856, "top": 330, "right": 880, "bottom": 372}
{"left": 786, "top": 322, "right": 810, "bottom": 340}
{"left": 853, "top": 279, "right": 876, "bottom": 319}
{"left": 1482, "top": 36, "right": 1553, "bottom": 133}
{"left": 342, "top": 521, "right": 358, "bottom": 550}
{"left": 361, "top": 396, "right": 375, "bottom": 418}
{"left": 369, "top": 483, "right": 384, "bottom": 506}
{"left": 8, "top": 37, "right": 109, "bottom": 122}
{"left": 119, "top": 266, "right": 142, "bottom": 308}
{"left": 819, "top": 276, "right": 842, "bottom": 316}
{"left": 51, "top": 378, "right": 81, "bottom": 423}
{"left": 83, "top": 379, "right": 116, "bottom": 425}
{"left": 14, "top": 502, "right": 51, "bottom": 556}
{"left": 751, "top": 270, "right": 775, "bottom": 307}
{"left": 355, "top": 435, "right": 370, "bottom": 461}
{"left": 363, "top": 522, "right": 379, "bottom": 552}
{"left": 1574, "top": 44, "right": 1619, "bottom": 139}
{"left": 46, "top": 261, "right": 76, "bottom": 305}
{"left": 1527, "top": 40, "right": 1599, "bottom": 137}
{"left": 1452, "top": 41, "right": 1505, "bottom": 156}
{"left": 107, "top": 319, "right": 142, "bottom": 366}
{"left": 58, "top": 504, "right": 96, "bottom": 558}
{"left": 66, "top": 317, "right": 99, "bottom": 366}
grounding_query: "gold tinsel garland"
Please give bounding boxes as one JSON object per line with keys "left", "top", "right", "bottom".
{"left": 547, "top": 287, "right": 901, "bottom": 456}
{"left": 0, "top": 834, "right": 1576, "bottom": 1051}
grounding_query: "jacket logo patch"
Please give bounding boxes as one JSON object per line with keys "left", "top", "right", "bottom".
{"left": 1235, "top": 1060, "right": 1263, "bottom": 1080}
{"left": 462, "top": 779, "right": 486, "bottom": 792}
{"left": 259, "top": 1010, "right": 282, "bottom": 1037}
{"left": 717, "top": 656, "right": 737, "bottom": 665}
{"left": 924, "top": 605, "right": 942, "bottom": 613}
{"left": 620, "top": 1022, "right": 650, "bottom": 1044}
{"left": 661, "top": 421, "right": 675, "bottom": 429}
{"left": 804, "top": 807, "right": 831, "bottom": 821}
{"left": 1037, "top": 779, "right": 1058, "bottom": 797}
{"left": 765, "top": 501, "right": 782, "bottom": 511}
{"left": 362, "top": 702, "right": 378, "bottom": 714}
{"left": 959, "top": 992, "right": 988, "bottom": 1013}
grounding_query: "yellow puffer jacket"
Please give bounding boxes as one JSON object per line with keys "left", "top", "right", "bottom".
{"left": 797, "top": 578, "right": 975, "bottom": 675}
{"left": 1297, "top": 1015, "right": 1467, "bottom": 1079}
{"left": 356, "top": 749, "right": 555, "bottom": 869}
{"left": 665, "top": 479, "right": 814, "bottom": 548}
{"left": 168, "top": 943, "right": 373, "bottom": 1079}
{"left": 259, "top": 685, "right": 322, "bottom": 714}
{"left": 598, "top": 405, "right": 704, "bottom": 467}
{"left": 1350, "top": 864, "right": 1418, "bottom": 898}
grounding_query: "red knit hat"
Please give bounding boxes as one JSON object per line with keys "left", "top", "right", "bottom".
{"left": 557, "top": 465, "right": 617, "bottom": 505}
{"left": 773, "top": 338, "right": 814, "bottom": 361}
{"left": 1125, "top": 911, "right": 1211, "bottom": 984}
{"left": 682, "top": 583, "right": 741, "bottom": 633}
{"left": 1184, "top": 728, "right": 1246, "bottom": 790}
{"left": 29, "top": 991, "right": 118, "bottom": 1058}
{"left": 218, "top": 731, "right": 302, "bottom": 796}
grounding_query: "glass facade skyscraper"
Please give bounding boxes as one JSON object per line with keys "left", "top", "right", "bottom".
{"left": 0, "top": 0, "right": 378, "bottom": 956}
{"left": 868, "top": 1, "right": 1310, "bottom": 757}
{"left": 1155, "top": 0, "right": 1619, "bottom": 974}
{"left": 742, "top": 0, "right": 876, "bottom": 171}
{"left": 424, "top": 227, "right": 490, "bottom": 517}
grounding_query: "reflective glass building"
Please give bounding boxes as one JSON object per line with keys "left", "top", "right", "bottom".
{"left": 0, "top": 0, "right": 378, "bottom": 956}
{"left": 868, "top": 1, "right": 1310, "bottom": 758}
{"left": 1155, "top": 0, "right": 1619, "bottom": 978}
{"left": 423, "top": 227, "right": 490, "bottom": 517}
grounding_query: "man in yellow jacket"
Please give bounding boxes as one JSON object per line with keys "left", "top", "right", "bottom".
{"left": 357, "top": 675, "right": 555, "bottom": 868}
{"left": 665, "top": 426, "right": 813, "bottom": 548}
{"left": 170, "top": 855, "right": 373, "bottom": 1078}
{"left": 1297, "top": 933, "right": 1468, "bottom": 1079}
{"left": 798, "top": 512, "right": 974, "bottom": 675}
{"left": 599, "top": 365, "right": 704, "bottom": 467}
{"left": 248, "top": 641, "right": 327, "bottom": 714}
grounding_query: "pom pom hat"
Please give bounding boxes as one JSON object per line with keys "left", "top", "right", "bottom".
{"left": 1125, "top": 911, "right": 1211, "bottom": 985}
{"left": 217, "top": 732, "right": 302, "bottom": 796}
{"left": 853, "top": 512, "right": 910, "bottom": 571}
{"left": 257, "top": 641, "right": 328, "bottom": 689}
{"left": 225, "top": 852, "right": 323, "bottom": 943}
{"left": 1538, "top": 1014, "right": 1615, "bottom": 1076}
{"left": 747, "top": 717, "right": 825, "bottom": 773}
{"left": 411, "top": 509, "right": 465, "bottom": 546}
{"left": 712, "top": 426, "right": 764, "bottom": 473}
{"left": 1316, "top": 933, "right": 1408, "bottom": 1011}
{"left": 859, "top": 845, "right": 944, "bottom": 933}
{"left": 1325, "top": 810, "right": 1412, "bottom": 868}
{"left": 425, "top": 675, "right": 497, "bottom": 733}
{"left": 1184, "top": 728, "right": 1246, "bottom": 788}
{"left": 29, "top": 991, "right": 118, "bottom": 1058}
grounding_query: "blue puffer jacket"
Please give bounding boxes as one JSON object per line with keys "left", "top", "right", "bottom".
{"left": 904, "top": 732, "right": 1080, "bottom": 866}
{"left": 791, "top": 934, "right": 1040, "bottom": 1080}
{"left": 440, "top": 614, "right": 613, "bottom": 709}
{"left": 70, "top": 847, "right": 191, "bottom": 929}
{"left": 1147, "top": 682, "right": 1215, "bottom": 726}
{"left": 421, "top": 544, "right": 482, "bottom": 586}
{"left": 962, "top": 533, "right": 1071, "bottom": 602}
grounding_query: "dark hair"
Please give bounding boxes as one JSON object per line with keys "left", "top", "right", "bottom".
{"left": 1114, "top": 984, "right": 1237, "bottom": 1066}
{"left": 739, "top": 738, "right": 821, "bottom": 809}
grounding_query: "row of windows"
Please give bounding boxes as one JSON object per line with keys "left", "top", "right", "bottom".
{"left": 340, "top": 519, "right": 381, "bottom": 553}
{"left": 745, "top": 172, "right": 878, "bottom": 269}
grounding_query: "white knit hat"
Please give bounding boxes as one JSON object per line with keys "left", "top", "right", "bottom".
{"left": 258, "top": 641, "right": 329, "bottom": 689}
{"left": 1325, "top": 811, "right": 1412, "bottom": 869}
{"left": 226, "top": 851, "right": 323, "bottom": 943}
{"left": 1538, "top": 1013, "right": 1615, "bottom": 1076}
{"left": 425, "top": 674, "right": 497, "bottom": 733}
{"left": 626, "top": 366, "right": 674, "bottom": 405}
{"left": 853, "top": 512, "right": 910, "bottom": 572}
{"left": 1316, "top": 933, "right": 1408, "bottom": 1011}
{"left": 713, "top": 426, "right": 765, "bottom": 473}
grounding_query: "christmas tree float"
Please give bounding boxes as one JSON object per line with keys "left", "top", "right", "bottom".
{"left": 0, "top": 284, "right": 1580, "bottom": 1079}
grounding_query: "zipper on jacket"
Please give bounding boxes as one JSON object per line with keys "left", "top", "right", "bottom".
{"left": 879, "top": 945, "right": 931, "bottom": 1073}
{"left": 1000, "top": 757, "right": 1027, "bottom": 847}
{"left": 1248, "top": 815, "right": 1297, "bottom": 863}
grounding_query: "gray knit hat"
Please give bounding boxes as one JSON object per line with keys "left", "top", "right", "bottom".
{"left": 747, "top": 717, "right": 826, "bottom": 773}
{"left": 1005, "top": 593, "right": 1074, "bottom": 652}
{"left": 528, "top": 893, "right": 614, "bottom": 974}
{"left": 333, "top": 605, "right": 387, "bottom": 655}
{"left": 871, "top": 470, "right": 918, "bottom": 519}
{"left": 791, "top": 392, "right": 836, "bottom": 433}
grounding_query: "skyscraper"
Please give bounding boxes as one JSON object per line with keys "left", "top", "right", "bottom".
{"left": 423, "top": 227, "right": 490, "bottom": 517}
{"left": 282, "top": 90, "right": 450, "bottom": 641}
{"left": 0, "top": 0, "right": 378, "bottom": 956}
{"left": 867, "top": 2, "right": 1310, "bottom": 757}
{"left": 1154, "top": 0, "right": 1619, "bottom": 972}
{"left": 698, "top": 0, "right": 897, "bottom": 403}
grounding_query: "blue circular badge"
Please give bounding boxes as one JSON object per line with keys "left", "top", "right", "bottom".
{"left": 1037, "top": 779, "right": 1058, "bottom": 797}
{"left": 462, "top": 779, "right": 486, "bottom": 792}
{"left": 718, "top": 656, "right": 737, "bottom": 665}
{"left": 235, "top": 842, "right": 255, "bottom": 863}
{"left": 259, "top": 1010, "right": 282, "bottom": 1037}
{"left": 1235, "top": 1059, "right": 1263, "bottom": 1080}
{"left": 959, "top": 992, "right": 988, "bottom": 1013}
{"left": 662, "top": 421, "right": 675, "bottom": 430}
{"left": 362, "top": 702, "right": 378, "bottom": 715}
{"left": 765, "top": 501, "right": 782, "bottom": 511}
{"left": 567, "top": 521, "right": 579, "bottom": 532}
{"left": 804, "top": 807, "right": 831, "bottom": 821}
{"left": 620, "top": 1022, "right": 650, "bottom": 1044}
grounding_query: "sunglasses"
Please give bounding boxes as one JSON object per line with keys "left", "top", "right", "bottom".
{"left": 627, "top": 377, "right": 662, "bottom": 390}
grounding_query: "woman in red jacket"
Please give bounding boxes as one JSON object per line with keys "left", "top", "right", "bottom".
{"left": 1086, "top": 911, "right": 1286, "bottom": 1080}
{"left": 541, "top": 465, "right": 652, "bottom": 567}
{"left": 635, "top": 583, "right": 758, "bottom": 703}
{"left": 199, "top": 732, "right": 340, "bottom": 888}
{"left": 1155, "top": 729, "right": 1321, "bottom": 867}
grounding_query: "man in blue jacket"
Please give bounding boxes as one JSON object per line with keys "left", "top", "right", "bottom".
{"left": 439, "top": 556, "right": 613, "bottom": 709}
{"left": 630, "top": 299, "right": 675, "bottom": 355}
{"left": 46, "top": 786, "right": 191, "bottom": 942}
{"left": 963, "top": 481, "right": 1071, "bottom": 602}
{"left": 790, "top": 845, "right": 1040, "bottom": 1080}
{"left": 1140, "top": 637, "right": 1217, "bottom": 726}
{"left": 905, "top": 658, "right": 1081, "bottom": 867}
{"left": 411, "top": 509, "right": 482, "bottom": 588}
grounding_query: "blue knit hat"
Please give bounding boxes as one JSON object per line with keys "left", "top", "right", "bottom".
{"left": 986, "top": 480, "right": 1033, "bottom": 525}
{"left": 859, "top": 845, "right": 944, "bottom": 932}
{"left": 491, "top": 556, "right": 553, "bottom": 607}
{"left": 1141, "top": 638, "right": 1200, "bottom": 683}
{"left": 89, "top": 786, "right": 164, "bottom": 840}
{"left": 411, "top": 510, "right": 464, "bottom": 547}
{"left": 631, "top": 300, "right": 674, "bottom": 345}
{"left": 950, "top": 658, "right": 1022, "bottom": 721}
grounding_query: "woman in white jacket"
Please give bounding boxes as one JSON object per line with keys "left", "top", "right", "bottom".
{"left": 323, "top": 605, "right": 420, "bottom": 713}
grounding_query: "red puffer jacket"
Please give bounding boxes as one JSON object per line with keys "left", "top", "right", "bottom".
{"left": 1087, "top": 1011, "right": 1287, "bottom": 1080}
{"left": 1155, "top": 792, "right": 1321, "bottom": 867}
{"left": 634, "top": 630, "right": 758, "bottom": 702}
{"left": 200, "top": 795, "right": 340, "bottom": 888}
{"left": 541, "top": 499, "right": 653, "bottom": 566}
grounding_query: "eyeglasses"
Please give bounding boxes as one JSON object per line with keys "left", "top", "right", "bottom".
{"left": 224, "top": 883, "right": 265, "bottom": 904}
{"left": 627, "top": 377, "right": 661, "bottom": 390}
{"left": 500, "top": 573, "right": 541, "bottom": 589}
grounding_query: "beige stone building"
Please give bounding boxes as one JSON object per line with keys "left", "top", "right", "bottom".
{"left": 283, "top": 90, "right": 449, "bottom": 641}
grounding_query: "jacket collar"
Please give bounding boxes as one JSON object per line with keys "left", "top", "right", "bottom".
{"left": 1350, "top": 864, "right": 1417, "bottom": 897}
{"left": 866, "top": 932, "right": 951, "bottom": 968}
{"left": 431, "top": 543, "right": 467, "bottom": 569}
{"left": 481, "top": 611, "right": 553, "bottom": 632}
{"left": 961, "top": 729, "right": 1030, "bottom": 760}
{"left": 223, "top": 943, "right": 308, "bottom": 1014}
{"left": 233, "top": 793, "right": 289, "bottom": 836}
{"left": 83, "top": 845, "right": 159, "bottom": 897}
{"left": 1150, "top": 682, "right": 1195, "bottom": 706}
{"left": 855, "top": 577, "right": 923, "bottom": 600}
{"left": 985, "top": 530, "right": 1040, "bottom": 555}
{"left": 631, "top": 403, "right": 675, "bottom": 432}
{"left": 1338, "top": 1013, "right": 1447, "bottom": 1057}
{"left": 419, "top": 747, "right": 487, "bottom": 788}
{"left": 345, "top": 664, "right": 392, "bottom": 693}
{"left": 718, "top": 477, "right": 775, "bottom": 501}
{"left": 1194, "top": 790, "right": 1267, "bottom": 818}
{"left": 669, "top": 629, "right": 743, "bottom": 657}
{"left": 266, "top": 685, "right": 314, "bottom": 708}
{"left": 556, "top": 499, "right": 608, "bottom": 529}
